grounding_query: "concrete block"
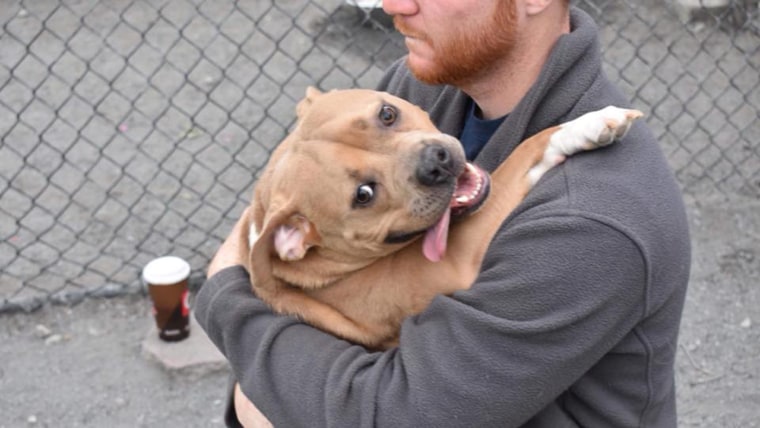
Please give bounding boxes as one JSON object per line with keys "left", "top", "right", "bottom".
{"left": 141, "top": 312, "right": 228, "bottom": 376}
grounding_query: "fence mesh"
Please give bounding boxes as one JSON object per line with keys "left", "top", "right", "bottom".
{"left": 1, "top": 0, "right": 758, "bottom": 312}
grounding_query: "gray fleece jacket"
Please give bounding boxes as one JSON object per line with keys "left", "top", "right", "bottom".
{"left": 195, "top": 8, "right": 691, "bottom": 427}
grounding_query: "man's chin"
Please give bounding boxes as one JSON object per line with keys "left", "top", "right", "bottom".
{"left": 406, "top": 57, "right": 447, "bottom": 86}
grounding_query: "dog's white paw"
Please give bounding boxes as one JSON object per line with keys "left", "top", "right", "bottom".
{"left": 527, "top": 107, "right": 643, "bottom": 185}
{"left": 556, "top": 106, "right": 643, "bottom": 151}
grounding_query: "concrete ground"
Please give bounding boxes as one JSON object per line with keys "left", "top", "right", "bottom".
{"left": 0, "top": 294, "right": 231, "bottom": 428}
{"left": 1, "top": 193, "right": 759, "bottom": 427}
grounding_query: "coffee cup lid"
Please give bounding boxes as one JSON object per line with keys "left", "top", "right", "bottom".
{"left": 142, "top": 256, "right": 191, "bottom": 285}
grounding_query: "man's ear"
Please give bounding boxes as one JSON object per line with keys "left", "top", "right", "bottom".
{"left": 296, "top": 86, "right": 322, "bottom": 119}
{"left": 272, "top": 214, "right": 320, "bottom": 261}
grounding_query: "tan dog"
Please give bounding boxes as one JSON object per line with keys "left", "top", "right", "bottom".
{"left": 238, "top": 87, "right": 641, "bottom": 349}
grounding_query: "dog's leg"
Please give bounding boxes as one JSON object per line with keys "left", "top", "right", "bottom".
{"left": 527, "top": 107, "right": 643, "bottom": 184}
{"left": 256, "top": 285, "right": 377, "bottom": 345}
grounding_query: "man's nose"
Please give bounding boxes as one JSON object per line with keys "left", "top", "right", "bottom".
{"left": 382, "top": 0, "right": 418, "bottom": 16}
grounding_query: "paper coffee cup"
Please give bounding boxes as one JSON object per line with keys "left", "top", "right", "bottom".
{"left": 143, "top": 256, "right": 191, "bottom": 342}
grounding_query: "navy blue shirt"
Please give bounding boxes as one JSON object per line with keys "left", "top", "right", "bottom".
{"left": 459, "top": 99, "right": 507, "bottom": 160}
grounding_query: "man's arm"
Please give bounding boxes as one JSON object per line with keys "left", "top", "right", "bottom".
{"left": 194, "top": 211, "right": 647, "bottom": 427}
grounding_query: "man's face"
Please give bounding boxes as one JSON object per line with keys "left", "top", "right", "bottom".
{"left": 390, "top": 0, "right": 519, "bottom": 86}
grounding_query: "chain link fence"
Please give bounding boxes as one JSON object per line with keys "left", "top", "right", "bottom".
{"left": 1, "top": 0, "right": 758, "bottom": 312}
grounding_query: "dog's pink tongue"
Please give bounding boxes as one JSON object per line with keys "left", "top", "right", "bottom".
{"left": 422, "top": 209, "right": 450, "bottom": 262}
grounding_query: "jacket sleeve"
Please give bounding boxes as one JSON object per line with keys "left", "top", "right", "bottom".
{"left": 194, "top": 211, "right": 647, "bottom": 427}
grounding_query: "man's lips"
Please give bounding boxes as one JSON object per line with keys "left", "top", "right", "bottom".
{"left": 394, "top": 17, "right": 428, "bottom": 43}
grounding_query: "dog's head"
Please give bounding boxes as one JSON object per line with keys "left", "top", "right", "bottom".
{"left": 251, "top": 88, "right": 489, "bottom": 287}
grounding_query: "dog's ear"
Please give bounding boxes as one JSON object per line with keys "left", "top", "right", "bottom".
{"left": 248, "top": 206, "right": 291, "bottom": 300}
{"left": 255, "top": 204, "right": 321, "bottom": 263}
{"left": 296, "top": 86, "right": 322, "bottom": 119}
{"left": 272, "top": 214, "right": 320, "bottom": 261}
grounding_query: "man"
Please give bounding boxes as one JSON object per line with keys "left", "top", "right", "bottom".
{"left": 196, "top": 0, "right": 691, "bottom": 426}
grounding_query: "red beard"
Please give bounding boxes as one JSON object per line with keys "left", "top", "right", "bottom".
{"left": 394, "top": 2, "right": 519, "bottom": 86}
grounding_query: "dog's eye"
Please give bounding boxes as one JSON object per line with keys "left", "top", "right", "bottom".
{"left": 354, "top": 183, "right": 376, "bottom": 206}
{"left": 378, "top": 105, "right": 397, "bottom": 126}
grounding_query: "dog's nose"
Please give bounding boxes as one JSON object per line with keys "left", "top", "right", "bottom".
{"left": 416, "top": 144, "right": 456, "bottom": 186}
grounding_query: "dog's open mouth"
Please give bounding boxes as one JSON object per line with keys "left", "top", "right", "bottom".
{"left": 451, "top": 163, "right": 490, "bottom": 217}
{"left": 422, "top": 163, "right": 491, "bottom": 262}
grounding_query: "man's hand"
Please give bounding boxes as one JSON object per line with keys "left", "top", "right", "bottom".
{"left": 207, "top": 208, "right": 251, "bottom": 278}
{"left": 234, "top": 382, "right": 273, "bottom": 427}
